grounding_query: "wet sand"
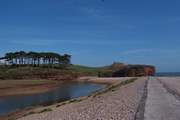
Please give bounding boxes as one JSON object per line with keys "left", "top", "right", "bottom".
{"left": 0, "top": 80, "right": 63, "bottom": 97}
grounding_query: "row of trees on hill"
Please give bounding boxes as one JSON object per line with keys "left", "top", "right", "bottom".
{"left": 0, "top": 51, "right": 71, "bottom": 66}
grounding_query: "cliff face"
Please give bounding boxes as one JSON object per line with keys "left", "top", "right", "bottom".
{"left": 112, "top": 65, "right": 156, "bottom": 77}
{"left": 98, "top": 63, "right": 156, "bottom": 77}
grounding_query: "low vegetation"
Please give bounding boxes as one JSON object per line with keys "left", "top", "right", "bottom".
{"left": 91, "top": 78, "right": 137, "bottom": 98}
{"left": 38, "top": 108, "right": 53, "bottom": 113}
{"left": 0, "top": 66, "right": 77, "bottom": 80}
{"left": 69, "top": 64, "right": 101, "bottom": 76}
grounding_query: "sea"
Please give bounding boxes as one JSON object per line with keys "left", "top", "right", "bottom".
{"left": 155, "top": 72, "right": 180, "bottom": 77}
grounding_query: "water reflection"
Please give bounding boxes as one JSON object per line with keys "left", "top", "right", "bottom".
{"left": 0, "top": 82, "right": 105, "bottom": 116}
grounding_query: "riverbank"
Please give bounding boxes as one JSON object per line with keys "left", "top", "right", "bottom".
{"left": 0, "top": 76, "right": 126, "bottom": 97}
{"left": 4, "top": 77, "right": 146, "bottom": 120}
{"left": 0, "top": 80, "right": 64, "bottom": 97}
{"left": 76, "top": 76, "right": 135, "bottom": 84}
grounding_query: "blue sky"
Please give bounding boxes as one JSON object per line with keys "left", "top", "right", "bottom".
{"left": 0, "top": 0, "right": 180, "bottom": 72}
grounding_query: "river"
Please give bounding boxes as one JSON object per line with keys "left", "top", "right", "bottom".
{"left": 0, "top": 82, "right": 106, "bottom": 116}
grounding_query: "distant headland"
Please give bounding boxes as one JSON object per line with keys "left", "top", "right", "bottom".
{"left": 0, "top": 51, "right": 156, "bottom": 80}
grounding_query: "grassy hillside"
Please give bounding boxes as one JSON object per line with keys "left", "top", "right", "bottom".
{"left": 0, "top": 66, "right": 77, "bottom": 80}
{"left": 69, "top": 65, "right": 101, "bottom": 76}
{"left": 69, "top": 62, "right": 126, "bottom": 77}
{"left": 0, "top": 64, "right": 103, "bottom": 80}
{"left": 0, "top": 63, "right": 123, "bottom": 80}
{"left": 96, "top": 62, "right": 126, "bottom": 77}
{"left": 0, "top": 62, "right": 155, "bottom": 80}
{"left": 69, "top": 63, "right": 155, "bottom": 77}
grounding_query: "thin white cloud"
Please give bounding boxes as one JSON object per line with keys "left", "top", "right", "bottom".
{"left": 11, "top": 39, "right": 143, "bottom": 46}
{"left": 11, "top": 40, "right": 54, "bottom": 46}
{"left": 121, "top": 48, "right": 180, "bottom": 55}
{"left": 121, "top": 49, "right": 154, "bottom": 55}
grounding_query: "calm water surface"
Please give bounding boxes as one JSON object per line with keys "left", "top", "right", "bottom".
{"left": 0, "top": 82, "right": 106, "bottom": 116}
{"left": 156, "top": 72, "right": 180, "bottom": 77}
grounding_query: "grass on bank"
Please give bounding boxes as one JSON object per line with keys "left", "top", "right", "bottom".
{"left": 0, "top": 65, "right": 78, "bottom": 80}
{"left": 91, "top": 78, "right": 137, "bottom": 98}
{"left": 69, "top": 64, "right": 101, "bottom": 76}
{"left": 0, "top": 64, "right": 102, "bottom": 80}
